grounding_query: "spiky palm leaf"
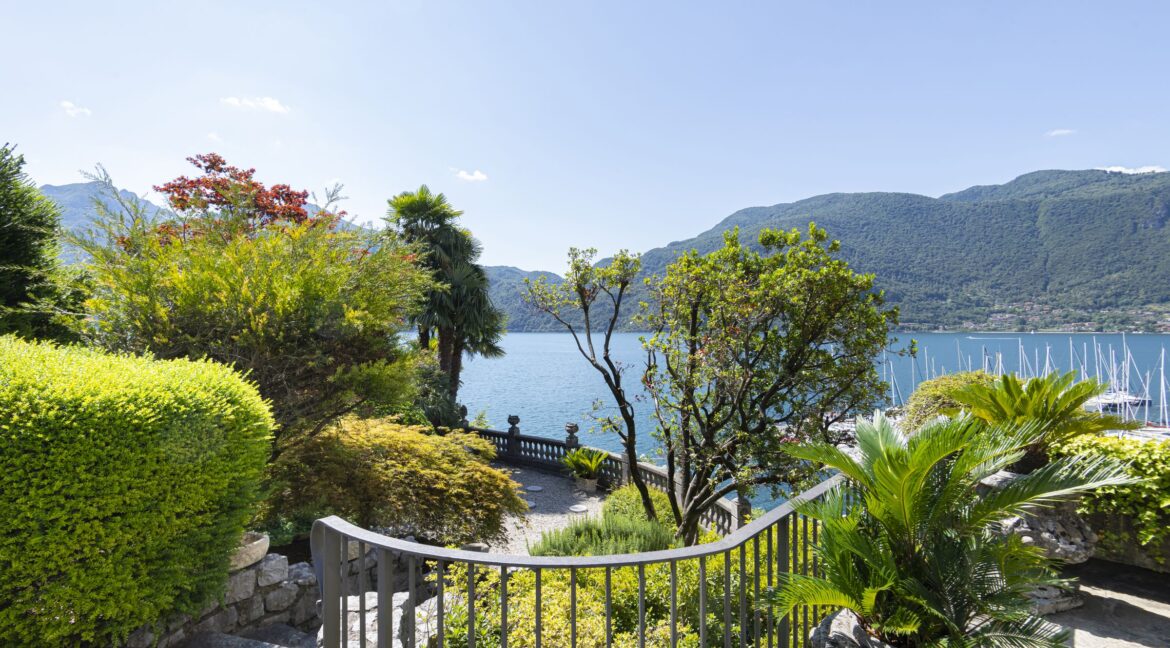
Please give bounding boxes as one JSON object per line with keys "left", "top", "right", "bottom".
{"left": 768, "top": 412, "right": 1134, "bottom": 647}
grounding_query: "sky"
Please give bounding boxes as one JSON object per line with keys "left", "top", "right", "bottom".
{"left": 5, "top": 1, "right": 1170, "bottom": 270}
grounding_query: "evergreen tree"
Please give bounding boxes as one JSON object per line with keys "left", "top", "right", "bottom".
{"left": 0, "top": 144, "right": 81, "bottom": 341}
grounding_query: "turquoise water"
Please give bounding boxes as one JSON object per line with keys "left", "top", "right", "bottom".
{"left": 460, "top": 331, "right": 1170, "bottom": 461}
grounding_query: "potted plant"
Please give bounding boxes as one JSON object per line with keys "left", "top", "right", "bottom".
{"left": 768, "top": 412, "right": 1132, "bottom": 647}
{"left": 562, "top": 448, "right": 608, "bottom": 493}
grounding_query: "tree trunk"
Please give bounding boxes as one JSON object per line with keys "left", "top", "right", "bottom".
{"left": 448, "top": 335, "right": 465, "bottom": 399}
{"left": 418, "top": 326, "right": 430, "bottom": 349}
{"left": 437, "top": 327, "right": 454, "bottom": 375}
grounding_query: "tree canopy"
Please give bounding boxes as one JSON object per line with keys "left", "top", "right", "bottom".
{"left": 0, "top": 144, "right": 83, "bottom": 341}
{"left": 640, "top": 225, "right": 896, "bottom": 542}
{"left": 74, "top": 157, "right": 432, "bottom": 446}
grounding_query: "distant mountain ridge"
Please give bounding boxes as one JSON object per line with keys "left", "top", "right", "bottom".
{"left": 44, "top": 171, "right": 1170, "bottom": 332}
{"left": 487, "top": 169, "right": 1170, "bottom": 332}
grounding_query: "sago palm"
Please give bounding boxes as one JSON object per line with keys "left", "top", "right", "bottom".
{"left": 769, "top": 413, "right": 1133, "bottom": 647}
{"left": 947, "top": 371, "right": 1138, "bottom": 470}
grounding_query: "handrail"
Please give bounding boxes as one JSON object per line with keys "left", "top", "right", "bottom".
{"left": 312, "top": 473, "right": 841, "bottom": 567}
{"left": 311, "top": 422, "right": 845, "bottom": 647}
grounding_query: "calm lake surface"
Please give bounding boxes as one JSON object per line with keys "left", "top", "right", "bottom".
{"left": 461, "top": 331, "right": 1170, "bottom": 461}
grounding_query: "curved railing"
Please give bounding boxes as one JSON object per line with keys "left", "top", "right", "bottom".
{"left": 312, "top": 470, "right": 843, "bottom": 647}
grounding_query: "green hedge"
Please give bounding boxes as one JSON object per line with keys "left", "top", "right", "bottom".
{"left": 0, "top": 336, "right": 274, "bottom": 645}
{"left": 601, "top": 483, "right": 674, "bottom": 523}
{"left": 1055, "top": 433, "right": 1170, "bottom": 547}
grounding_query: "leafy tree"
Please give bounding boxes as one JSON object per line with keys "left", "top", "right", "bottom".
{"left": 386, "top": 186, "right": 505, "bottom": 406}
{"left": 74, "top": 159, "right": 431, "bottom": 447}
{"left": 640, "top": 226, "right": 896, "bottom": 543}
{"left": 900, "top": 371, "right": 995, "bottom": 432}
{"left": 0, "top": 144, "right": 83, "bottom": 341}
{"left": 769, "top": 413, "right": 1133, "bottom": 647}
{"left": 947, "top": 371, "right": 1139, "bottom": 471}
{"left": 525, "top": 248, "right": 660, "bottom": 521}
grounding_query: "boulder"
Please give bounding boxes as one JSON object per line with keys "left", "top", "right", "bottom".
{"left": 257, "top": 554, "right": 290, "bottom": 587}
{"left": 808, "top": 610, "right": 893, "bottom": 648}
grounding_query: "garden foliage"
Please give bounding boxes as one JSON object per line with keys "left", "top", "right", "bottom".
{"left": 266, "top": 416, "right": 526, "bottom": 546}
{"left": 0, "top": 336, "right": 273, "bottom": 646}
{"left": 1055, "top": 434, "right": 1170, "bottom": 548}
{"left": 769, "top": 413, "right": 1132, "bottom": 647}
{"left": 74, "top": 163, "right": 431, "bottom": 442}
{"left": 899, "top": 370, "right": 994, "bottom": 432}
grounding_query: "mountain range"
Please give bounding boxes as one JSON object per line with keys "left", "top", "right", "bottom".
{"left": 486, "top": 169, "right": 1170, "bottom": 332}
{"left": 41, "top": 169, "right": 1170, "bottom": 333}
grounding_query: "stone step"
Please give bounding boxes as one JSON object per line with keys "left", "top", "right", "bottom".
{"left": 180, "top": 623, "right": 315, "bottom": 648}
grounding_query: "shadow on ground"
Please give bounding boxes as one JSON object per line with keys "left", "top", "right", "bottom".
{"left": 1050, "top": 559, "right": 1170, "bottom": 647}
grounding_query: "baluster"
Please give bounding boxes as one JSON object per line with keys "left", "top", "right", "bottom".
{"left": 723, "top": 550, "right": 732, "bottom": 648}
{"left": 605, "top": 567, "right": 613, "bottom": 648}
{"left": 670, "top": 560, "right": 678, "bottom": 646}
{"left": 467, "top": 562, "right": 476, "bottom": 648}
{"left": 535, "top": 568, "right": 542, "bottom": 648}
{"left": 699, "top": 555, "right": 708, "bottom": 646}
{"left": 500, "top": 566, "right": 508, "bottom": 648}
{"left": 377, "top": 548, "right": 391, "bottom": 648}
{"left": 638, "top": 564, "right": 647, "bottom": 648}
{"left": 358, "top": 541, "right": 368, "bottom": 648}
{"left": 437, "top": 561, "right": 445, "bottom": 648}
{"left": 322, "top": 529, "right": 342, "bottom": 648}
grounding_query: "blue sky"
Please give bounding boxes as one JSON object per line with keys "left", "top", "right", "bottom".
{"left": 5, "top": 1, "right": 1168, "bottom": 270}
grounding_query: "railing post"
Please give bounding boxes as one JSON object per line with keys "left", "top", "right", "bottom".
{"left": 620, "top": 453, "right": 632, "bottom": 485}
{"left": 507, "top": 414, "right": 521, "bottom": 457}
{"left": 459, "top": 405, "right": 469, "bottom": 430}
{"left": 564, "top": 422, "right": 580, "bottom": 450}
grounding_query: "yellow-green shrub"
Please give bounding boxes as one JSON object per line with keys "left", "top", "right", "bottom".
{"left": 0, "top": 336, "right": 273, "bottom": 646}
{"left": 1055, "top": 434, "right": 1170, "bottom": 546}
{"left": 602, "top": 484, "right": 674, "bottom": 523}
{"left": 267, "top": 417, "right": 526, "bottom": 545}
{"left": 901, "top": 371, "right": 995, "bottom": 432}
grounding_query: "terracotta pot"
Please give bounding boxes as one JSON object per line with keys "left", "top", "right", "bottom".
{"left": 230, "top": 531, "right": 269, "bottom": 571}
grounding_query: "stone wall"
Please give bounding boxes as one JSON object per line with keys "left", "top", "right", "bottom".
{"left": 124, "top": 541, "right": 428, "bottom": 647}
{"left": 1088, "top": 512, "right": 1170, "bottom": 573}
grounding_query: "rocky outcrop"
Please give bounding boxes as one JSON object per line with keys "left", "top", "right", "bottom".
{"left": 808, "top": 610, "right": 893, "bottom": 648}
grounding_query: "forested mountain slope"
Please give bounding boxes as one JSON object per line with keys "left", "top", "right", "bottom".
{"left": 490, "top": 170, "right": 1170, "bottom": 332}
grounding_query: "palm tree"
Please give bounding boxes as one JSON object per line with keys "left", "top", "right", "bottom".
{"left": 947, "top": 371, "right": 1138, "bottom": 471}
{"left": 387, "top": 186, "right": 505, "bottom": 401}
{"left": 769, "top": 413, "right": 1133, "bottom": 647}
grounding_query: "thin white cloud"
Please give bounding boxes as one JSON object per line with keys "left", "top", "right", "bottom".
{"left": 60, "top": 100, "right": 92, "bottom": 118}
{"left": 206, "top": 132, "right": 223, "bottom": 142}
{"left": 1096, "top": 165, "right": 1167, "bottom": 174}
{"left": 1045, "top": 128, "right": 1075, "bottom": 137}
{"left": 454, "top": 168, "right": 489, "bottom": 182}
{"left": 220, "top": 96, "right": 291, "bottom": 114}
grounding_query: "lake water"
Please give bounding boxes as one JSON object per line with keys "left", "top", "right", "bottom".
{"left": 461, "top": 331, "right": 1170, "bottom": 461}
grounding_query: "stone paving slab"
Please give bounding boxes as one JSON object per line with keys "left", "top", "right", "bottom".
{"left": 1050, "top": 560, "right": 1170, "bottom": 647}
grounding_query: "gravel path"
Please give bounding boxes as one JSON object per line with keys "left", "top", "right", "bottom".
{"left": 490, "top": 465, "right": 605, "bottom": 555}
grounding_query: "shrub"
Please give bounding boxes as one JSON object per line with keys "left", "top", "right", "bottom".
{"left": 900, "top": 370, "right": 994, "bottom": 432}
{"left": 0, "top": 335, "right": 273, "bottom": 646}
{"left": 1055, "top": 434, "right": 1170, "bottom": 547}
{"left": 602, "top": 484, "right": 674, "bottom": 523}
{"left": 950, "top": 371, "right": 1138, "bottom": 470}
{"left": 75, "top": 165, "right": 431, "bottom": 441}
{"left": 529, "top": 514, "right": 678, "bottom": 556}
{"left": 562, "top": 447, "right": 608, "bottom": 479}
{"left": 769, "top": 413, "right": 1131, "bottom": 646}
{"left": 266, "top": 416, "right": 526, "bottom": 545}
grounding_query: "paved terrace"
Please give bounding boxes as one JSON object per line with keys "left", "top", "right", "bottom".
{"left": 1052, "top": 560, "right": 1170, "bottom": 647}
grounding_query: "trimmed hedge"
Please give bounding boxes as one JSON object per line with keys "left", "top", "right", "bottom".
{"left": 601, "top": 483, "right": 674, "bottom": 523}
{"left": 0, "top": 336, "right": 273, "bottom": 645}
{"left": 1055, "top": 434, "right": 1170, "bottom": 548}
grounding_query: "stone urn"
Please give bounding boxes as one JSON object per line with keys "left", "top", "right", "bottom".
{"left": 982, "top": 470, "right": 1098, "bottom": 614}
{"left": 809, "top": 610, "right": 894, "bottom": 648}
{"left": 229, "top": 531, "right": 269, "bottom": 571}
{"left": 575, "top": 476, "right": 599, "bottom": 494}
